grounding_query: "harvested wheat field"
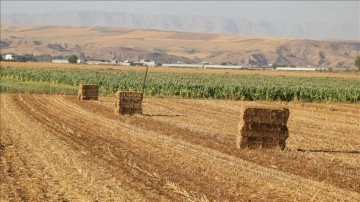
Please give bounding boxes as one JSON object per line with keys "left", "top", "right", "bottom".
{"left": 1, "top": 93, "right": 359, "bottom": 201}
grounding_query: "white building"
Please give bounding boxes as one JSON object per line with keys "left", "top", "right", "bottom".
{"left": 52, "top": 59, "right": 69, "bottom": 64}
{"left": 140, "top": 59, "right": 156, "bottom": 67}
{"left": 204, "top": 65, "right": 245, "bottom": 69}
{"left": 275, "top": 67, "right": 318, "bottom": 71}
{"left": 162, "top": 63, "right": 203, "bottom": 68}
{"left": 52, "top": 58, "right": 86, "bottom": 64}
{"left": 120, "top": 60, "right": 131, "bottom": 66}
{"left": 77, "top": 58, "right": 86, "bottom": 64}
{"left": 4, "top": 54, "right": 15, "bottom": 60}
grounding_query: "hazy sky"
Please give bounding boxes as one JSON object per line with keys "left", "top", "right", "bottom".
{"left": 1, "top": 1, "right": 359, "bottom": 25}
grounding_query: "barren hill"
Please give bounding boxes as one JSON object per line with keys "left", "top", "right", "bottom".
{"left": 1, "top": 24, "right": 359, "bottom": 68}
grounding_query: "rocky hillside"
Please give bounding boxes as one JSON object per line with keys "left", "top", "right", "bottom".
{"left": 1, "top": 25, "right": 359, "bottom": 68}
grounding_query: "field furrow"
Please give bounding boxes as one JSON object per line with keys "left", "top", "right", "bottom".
{"left": 1, "top": 94, "right": 359, "bottom": 201}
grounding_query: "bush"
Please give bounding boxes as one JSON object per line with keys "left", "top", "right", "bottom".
{"left": 355, "top": 56, "right": 360, "bottom": 72}
{"left": 68, "top": 54, "right": 78, "bottom": 64}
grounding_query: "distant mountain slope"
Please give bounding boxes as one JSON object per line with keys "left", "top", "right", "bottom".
{"left": 1, "top": 11, "right": 358, "bottom": 41}
{"left": 1, "top": 25, "right": 359, "bottom": 68}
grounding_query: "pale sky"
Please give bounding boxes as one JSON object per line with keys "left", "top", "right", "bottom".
{"left": 1, "top": 1, "right": 359, "bottom": 25}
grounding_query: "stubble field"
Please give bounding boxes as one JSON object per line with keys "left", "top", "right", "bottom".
{"left": 1, "top": 92, "right": 359, "bottom": 201}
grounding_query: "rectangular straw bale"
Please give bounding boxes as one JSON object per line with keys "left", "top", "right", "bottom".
{"left": 240, "top": 136, "right": 285, "bottom": 150}
{"left": 240, "top": 123, "right": 289, "bottom": 139}
{"left": 115, "top": 107, "right": 143, "bottom": 115}
{"left": 236, "top": 105, "right": 289, "bottom": 150}
{"left": 242, "top": 107, "right": 289, "bottom": 125}
{"left": 121, "top": 103, "right": 142, "bottom": 109}
{"left": 115, "top": 101, "right": 142, "bottom": 109}
{"left": 121, "top": 91, "right": 143, "bottom": 98}
{"left": 78, "top": 84, "right": 98, "bottom": 100}
{"left": 116, "top": 91, "right": 143, "bottom": 99}
{"left": 80, "top": 84, "right": 98, "bottom": 90}
{"left": 115, "top": 92, "right": 143, "bottom": 104}
{"left": 240, "top": 129, "right": 288, "bottom": 140}
{"left": 114, "top": 91, "right": 143, "bottom": 115}
{"left": 121, "top": 97, "right": 143, "bottom": 103}
{"left": 81, "top": 90, "right": 98, "bottom": 97}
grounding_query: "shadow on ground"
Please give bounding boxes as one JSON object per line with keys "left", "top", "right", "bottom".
{"left": 143, "top": 114, "right": 182, "bottom": 117}
{"left": 294, "top": 148, "right": 360, "bottom": 154}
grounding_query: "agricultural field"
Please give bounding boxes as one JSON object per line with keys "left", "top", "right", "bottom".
{"left": 1, "top": 62, "right": 360, "bottom": 201}
{"left": 1, "top": 62, "right": 360, "bottom": 102}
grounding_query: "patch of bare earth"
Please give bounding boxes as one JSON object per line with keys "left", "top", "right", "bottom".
{"left": 1, "top": 94, "right": 359, "bottom": 201}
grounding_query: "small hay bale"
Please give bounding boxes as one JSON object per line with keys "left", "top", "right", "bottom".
{"left": 78, "top": 84, "right": 98, "bottom": 100}
{"left": 114, "top": 91, "right": 143, "bottom": 115}
{"left": 236, "top": 106, "right": 290, "bottom": 150}
{"left": 240, "top": 137, "right": 286, "bottom": 150}
{"left": 240, "top": 123, "right": 289, "bottom": 139}
{"left": 242, "top": 107, "right": 289, "bottom": 125}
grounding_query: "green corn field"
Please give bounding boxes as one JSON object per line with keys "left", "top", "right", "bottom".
{"left": 1, "top": 66, "right": 359, "bottom": 102}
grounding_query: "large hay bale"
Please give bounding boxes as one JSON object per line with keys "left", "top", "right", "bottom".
{"left": 78, "top": 84, "right": 98, "bottom": 100}
{"left": 114, "top": 91, "right": 143, "bottom": 115}
{"left": 236, "top": 106, "right": 290, "bottom": 150}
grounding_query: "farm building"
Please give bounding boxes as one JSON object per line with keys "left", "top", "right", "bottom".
{"left": 275, "top": 67, "right": 327, "bottom": 71}
{"left": 139, "top": 59, "right": 156, "bottom": 67}
{"left": 52, "top": 59, "right": 69, "bottom": 64}
{"left": 86, "top": 61, "right": 108, "bottom": 65}
{"left": 77, "top": 58, "right": 86, "bottom": 64}
{"left": 161, "top": 63, "right": 247, "bottom": 69}
{"left": 122, "top": 59, "right": 157, "bottom": 67}
{"left": 162, "top": 63, "right": 203, "bottom": 68}
{"left": 4, "top": 54, "right": 15, "bottom": 60}
{"left": 204, "top": 65, "right": 246, "bottom": 69}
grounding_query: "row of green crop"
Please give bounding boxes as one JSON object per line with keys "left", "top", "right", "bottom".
{"left": 0, "top": 76, "right": 79, "bottom": 95}
{"left": 1, "top": 67, "right": 360, "bottom": 102}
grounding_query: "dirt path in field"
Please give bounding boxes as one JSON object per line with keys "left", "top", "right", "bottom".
{"left": 1, "top": 94, "right": 359, "bottom": 201}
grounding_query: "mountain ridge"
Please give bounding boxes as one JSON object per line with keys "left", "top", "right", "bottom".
{"left": 1, "top": 24, "right": 359, "bottom": 69}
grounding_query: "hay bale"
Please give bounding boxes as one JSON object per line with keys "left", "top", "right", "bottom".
{"left": 78, "top": 84, "right": 98, "bottom": 100}
{"left": 242, "top": 107, "right": 289, "bottom": 125}
{"left": 116, "top": 91, "right": 144, "bottom": 98}
{"left": 240, "top": 137, "right": 286, "bottom": 150}
{"left": 240, "top": 123, "right": 289, "bottom": 139}
{"left": 114, "top": 91, "right": 143, "bottom": 115}
{"left": 236, "top": 106, "right": 290, "bottom": 150}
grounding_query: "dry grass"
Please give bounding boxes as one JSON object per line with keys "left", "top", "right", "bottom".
{"left": 164, "top": 181, "right": 209, "bottom": 202}
{"left": 127, "top": 159, "right": 209, "bottom": 201}
{"left": 1, "top": 94, "right": 359, "bottom": 201}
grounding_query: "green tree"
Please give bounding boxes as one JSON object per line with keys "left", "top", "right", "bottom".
{"left": 355, "top": 56, "right": 360, "bottom": 71}
{"left": 68, "top": 54, "right": 78, "bottom": 64}
{"left": 16, "top": 54, "right": 36, "bottom": 62}
{"left": 272, "top": 63, "right": 278, "bottom": 69}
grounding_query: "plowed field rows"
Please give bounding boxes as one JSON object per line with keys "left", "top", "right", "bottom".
{"left": 1, "top": 94, "right": 359, "bottom": 201}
